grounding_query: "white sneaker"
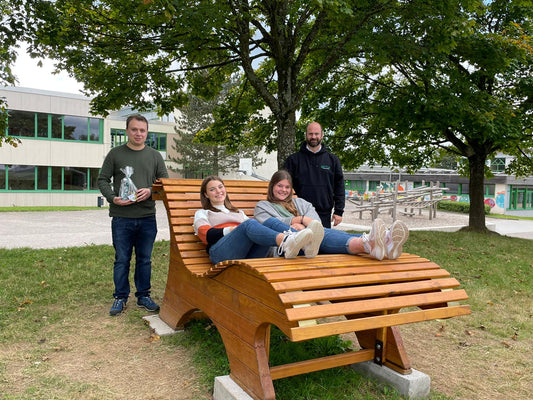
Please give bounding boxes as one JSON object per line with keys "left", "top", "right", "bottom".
{"left": 303, "top": 220, "right": 325, "bottom": 258}
{"left": 278, "top": 229, "right": 313, "bottom": 259}
{"left": 386, "top": 220, "right": 409, "bottom": 259}
{"left": 362, "top": 218, "right": 386, "bottom": 260}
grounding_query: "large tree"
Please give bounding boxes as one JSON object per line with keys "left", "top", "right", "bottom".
{"left": 304, "top": 0, "right": 533, "bottom": 232}
{"left": 24, "top": 0, "right": 420, "bottom": 166}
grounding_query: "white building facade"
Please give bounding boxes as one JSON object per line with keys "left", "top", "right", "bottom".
{"left": 0, "top": 87, "right": 178, "bottom": 207}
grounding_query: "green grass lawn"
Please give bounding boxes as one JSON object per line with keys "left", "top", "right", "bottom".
{"left": 0, "top": 231, "right": 531, "bottom": 399}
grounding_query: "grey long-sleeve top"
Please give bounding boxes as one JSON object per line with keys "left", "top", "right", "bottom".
{"left": 254, "top": 198, "right": 321, "bottom": 225}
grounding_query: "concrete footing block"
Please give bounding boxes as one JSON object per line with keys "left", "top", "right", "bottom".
{"left": 351, "top": 361, "right": 431, "bottom": 399}
{"left": 142, "top": 314, "right": 180, "bottom": 336}
{"left": 213, "top": 376, "right": 253, "bottom": 400}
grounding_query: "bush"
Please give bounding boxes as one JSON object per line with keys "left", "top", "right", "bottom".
{"left": 437, "top": 200, "right": 491, "bottom": 214}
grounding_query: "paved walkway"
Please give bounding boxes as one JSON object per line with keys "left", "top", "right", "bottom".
{"left": 1, "top": 202, "right": 532, "bottom": 250}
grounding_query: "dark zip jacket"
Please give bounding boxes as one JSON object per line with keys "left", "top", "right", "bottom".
{"left": 283, "top": 141, "right": 345, "bottom": 216}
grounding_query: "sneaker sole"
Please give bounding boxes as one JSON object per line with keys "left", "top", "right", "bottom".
{"left": 137, "top": 304, "right": 160, "bottom": 312}
{"left": 371, "top": 219, "right": 387, "bottom": 261}
{"left": 304, "top": 220, "right": 325, "bottom": 258}
{"left": 387, "top": 220, "right": 409, "bottom": 260}
{"left": 284, "top": 229, "right": 313, "bottom": 258}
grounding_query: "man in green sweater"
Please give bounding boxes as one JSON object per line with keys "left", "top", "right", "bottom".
{"left": 98, "top": 114, "right": 168, "bottom": 316}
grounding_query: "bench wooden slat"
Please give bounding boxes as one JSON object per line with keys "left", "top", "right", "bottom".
{"left": 272, "top": 269, "right": 451, "bottom": 292}
{"left": 262, "top": 261, "right": 441, "bottom": 282}
{"left": 290, "top": 306, "right": 471, "bottom": 342}
{"left": 279, "top": 277, "right": 461, "bottom": 305}
{"left": 286, "top": 289, "right": 469, "bottom": 321}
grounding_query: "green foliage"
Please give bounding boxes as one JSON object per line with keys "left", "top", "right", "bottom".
{"left": 303, "top": 0, "right": 533, "bottom": 231}
{"left": 24, "top": 0, "right": 413, "bottom": 165}
{"left": 437, "top": 200, "right": 491, "bottom": 214}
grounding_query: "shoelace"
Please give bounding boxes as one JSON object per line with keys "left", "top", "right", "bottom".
{"left": 112, "top": 299, "right": 124, "bottom": 308}
{"left": 277, "top": 230, "right": 295, "bottom": 256}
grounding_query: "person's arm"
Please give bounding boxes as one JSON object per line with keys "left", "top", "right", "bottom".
{"left": 332, "top": 155, "right": 345, "bottom": 225}
{"left": 295, "top": 198, "right": 321, "bottom": 222}
{"left": 254, "top": 201, "right": 293, "bottom": 225}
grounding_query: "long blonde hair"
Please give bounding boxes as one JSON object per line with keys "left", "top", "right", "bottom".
{"left": 200, "top": 176, "right": 239, "bottom": 213}
{"left": 267, "top": 170, "right": 299, "bottom": 216}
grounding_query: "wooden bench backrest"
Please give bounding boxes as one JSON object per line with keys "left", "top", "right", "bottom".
{"left": 153, "top": 178, "right": 270, "bottom": 274}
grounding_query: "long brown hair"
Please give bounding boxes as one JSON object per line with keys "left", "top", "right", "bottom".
{"left": 267, "top": 170, "right": 299, "bottom": 216}
{"left": 200, "top": 176, "right": 239, "bottom": 212}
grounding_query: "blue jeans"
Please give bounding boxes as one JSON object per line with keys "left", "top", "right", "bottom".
{"left": 111, "top": 215, "right": 157, "bottom": 299}
{"left": 208, "top": 218, "right": 285, "bottom": 264}
{"left": 264, "top": 217, "right": 362, "bottom": 255}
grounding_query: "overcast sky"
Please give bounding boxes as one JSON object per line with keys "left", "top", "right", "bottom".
{"left": 13, "top": 44, "right": 84, "bottom": 95}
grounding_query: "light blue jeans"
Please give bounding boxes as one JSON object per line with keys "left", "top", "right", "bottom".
{"left": 208, "top": 218, "right": 284, "bottom": 264}
{"left": 263, "top": 217, "right": 362, "bottom": 254}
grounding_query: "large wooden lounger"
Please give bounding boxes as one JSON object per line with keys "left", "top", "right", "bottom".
{"left": 152, "top": 178, "right": 471, "bottom": 400}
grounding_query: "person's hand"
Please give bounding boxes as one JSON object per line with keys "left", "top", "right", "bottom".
{"left": 332, "top": 214, "right": 342, "bottom": 226}
{"left": 135, "top": 188, "right": 152, "bottom": 202}
{"left": 290, "top": 223, "right": 305, "bottom": 231}
{"left": 113, "top": 196, "right": 134, "bottom": 206}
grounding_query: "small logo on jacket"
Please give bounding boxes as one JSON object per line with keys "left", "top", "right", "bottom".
{"left": 320, "top": 165, "right": 331, "bottom": 170}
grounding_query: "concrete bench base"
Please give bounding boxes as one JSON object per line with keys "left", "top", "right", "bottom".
{"left": 213, "top": 363, "right": 430, "bottom": 400}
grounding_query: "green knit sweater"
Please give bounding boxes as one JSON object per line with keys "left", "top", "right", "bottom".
{"left": 97, "top": 144, "right": 168, "bottom": 218}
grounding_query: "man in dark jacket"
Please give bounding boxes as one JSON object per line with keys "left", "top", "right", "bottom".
{"left": 283, "top": 122, "right": 345, "bottom": 228}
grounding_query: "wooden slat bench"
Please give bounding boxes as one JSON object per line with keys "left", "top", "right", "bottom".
{"left": 152, "top": 178, "right": 471, "bottom": 400}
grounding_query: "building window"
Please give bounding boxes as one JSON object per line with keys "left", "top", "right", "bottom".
{"left": 510, "top": 186, "right": 533, "bottom": 210}
{"left": 7, "top": 165, "right": 35, "bottom": 190}
{"left": 7, "top": 110, "right": 103, "bottom": 142}
{"left": 64, "top": 167, "right": 87, "bottom": 190}
{"left": 447, "top": 183, "right": 459, "bottom": 195}
{"left": 146, "top": 132, "right": 167, "bottom": 151}
{"left": 0, "top": 165, "right": 5, "bottom": 190}
{"left": 345, "top": 180, "right": 365, "bottom": 191}
{"left": 51, "top": 114, "right": 62, "bottom": 139}
{"left": 490, "top": 157, "right": 506, "bottom": 172}
{"left": 368, "top": 181, "right": 380, "bottom": 191}
{"left": 111, "top": 129, "right": 167, "bottom": 151}
{"left": 89, "top": 118, "right": 101, "bottom": 141}
{"left": 484, "top": 184, "right": 495, "bottom": 196}
{"left": 7, "top": 110, "right": 35, "bottom": 137}
{"left": 1, "top": 165, "right": 100, "bottom": 192}
{"left": 37, "top": 166, "right": 48, "bottom": 190}
{"left": 37, "top": 113, "right": 48, "bottom": 138}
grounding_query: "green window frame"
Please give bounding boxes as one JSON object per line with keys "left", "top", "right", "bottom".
{"left": 0, "top": 165, "right": 101, "bottom": 192}
{"left": 111, "top": 129, "right": 167, "bottom": 152}
{"left": 6, "top": 110, "right": 103, "bottom": 143}
{"left": 490, "top": 157, "right": 506, "bottom": 172}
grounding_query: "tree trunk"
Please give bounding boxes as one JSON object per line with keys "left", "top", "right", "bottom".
{"left": 276, "top": 110, "right": 297, "bottom": 169}
{"left": 467, "top": 154, "right": 489, "bottom": 232}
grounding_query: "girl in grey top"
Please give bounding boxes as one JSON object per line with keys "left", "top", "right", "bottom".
{"left": 254, "top": 170, "right": 409, "bottom": 260}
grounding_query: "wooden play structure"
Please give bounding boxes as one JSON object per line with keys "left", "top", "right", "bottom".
{"left": 348, "top": 182, "right": 446, "bottom": 221}
{"left": 152, "top": 178, "right": 471, "bottom": 400}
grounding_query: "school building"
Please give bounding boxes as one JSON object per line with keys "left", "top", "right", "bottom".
{"left": 0, "top": 86, "right": 178, "bottom": 208}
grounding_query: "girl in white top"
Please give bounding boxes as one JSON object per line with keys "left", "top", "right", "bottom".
{"left": 193, "top": 176, "right": 323, "bottom": 264}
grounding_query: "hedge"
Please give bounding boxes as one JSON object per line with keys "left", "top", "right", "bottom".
{"left": 437, "top": 200, "right": 491, "bottom": 215}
